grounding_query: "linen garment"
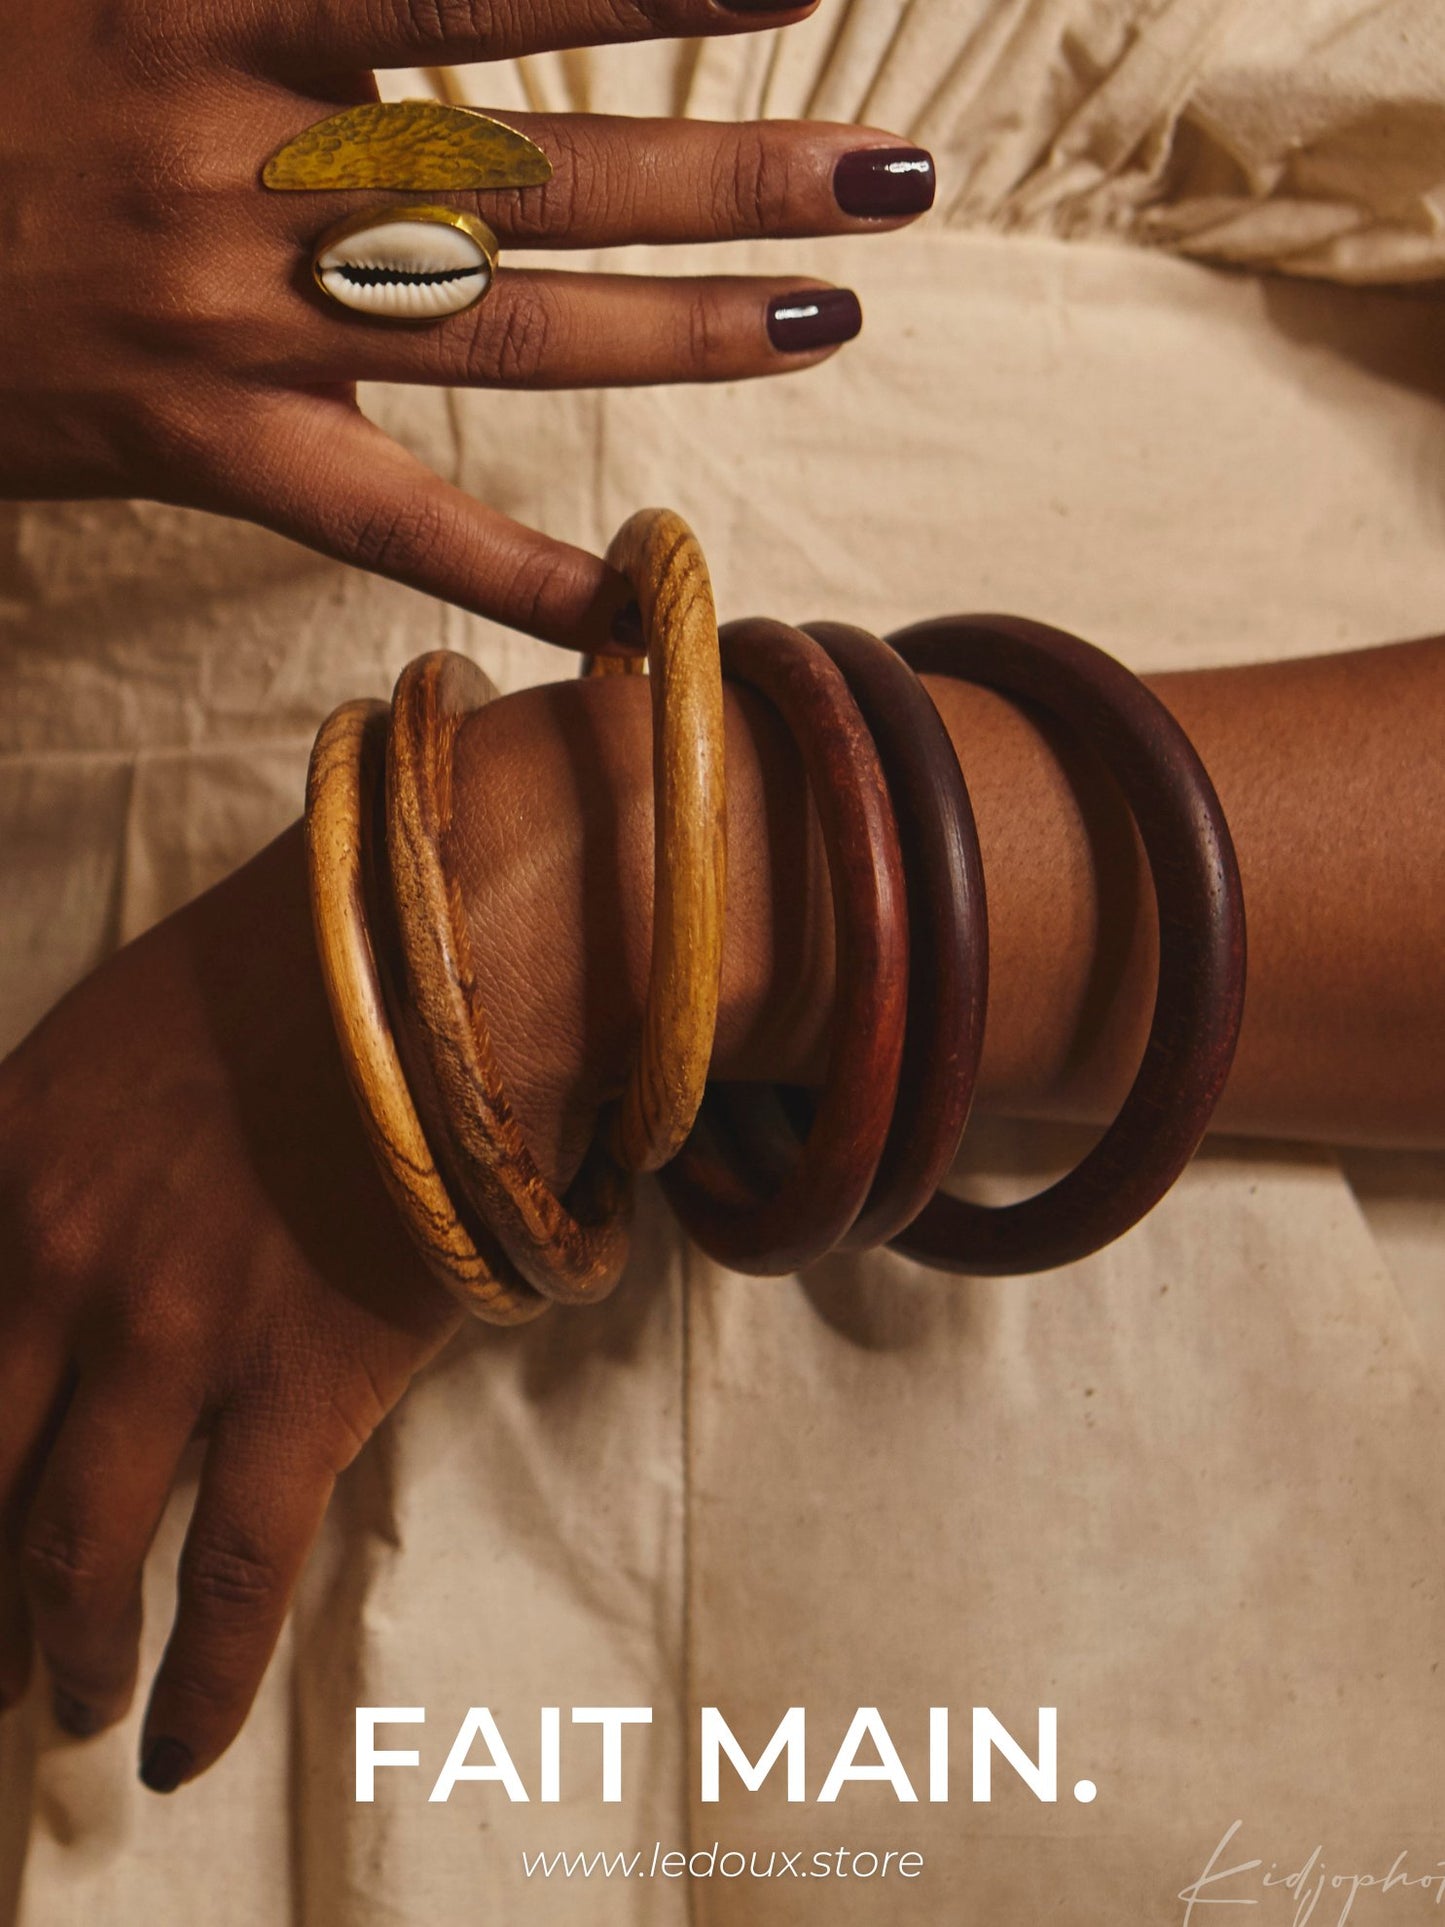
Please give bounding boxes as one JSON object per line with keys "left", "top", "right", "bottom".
{"left": 2, "top": 3, "right": 1444, "bottom": 1921}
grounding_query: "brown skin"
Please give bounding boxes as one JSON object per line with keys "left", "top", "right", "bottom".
{"left": 0, "top": 637, "right": 1442, "bottom": 1790}
{"left": 453, "top": 641, "right": 1445, "bottom": 1170}
{"left": 1, "top": 0, "right": 932, "bottom": 650}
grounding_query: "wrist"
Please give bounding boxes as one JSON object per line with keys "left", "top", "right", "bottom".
{"left": 448, "top": 674, "right": 835, "bottom": 1189}
{"left": 446, "top": 669, "right": 1157, "bottom": 1189}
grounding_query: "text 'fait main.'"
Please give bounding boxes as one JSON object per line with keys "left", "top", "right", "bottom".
{"left": 356, "top": 1705, "right": 1101, "bottom": 1806}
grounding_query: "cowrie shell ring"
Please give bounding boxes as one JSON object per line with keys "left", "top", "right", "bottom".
{"left": 312, "top": 206, "right": 499, "bottom": 321}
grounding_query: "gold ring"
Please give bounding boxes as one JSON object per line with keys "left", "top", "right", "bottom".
{"left": 262, "top": 100, "right": 552, "bottom": 193}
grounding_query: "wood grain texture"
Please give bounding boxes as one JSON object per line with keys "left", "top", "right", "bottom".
{"left": 262, "top": 101, "right": 553, "bottom": 192}
{"left": 729, "top": 620, "right": 989, "bottom": 1249}
{"left": 386, "top": 651, "right": 632, "bottom": 1307}
{"left": 890, "top": 614, "right": 1247, "bottom": 1276}
{"left": 304, "top": 699, "right": 547, "bottom": 1326}
{"left": 599, "top": 508, "right": 727, "bottom": 1174}
{"left": 660, "top": 618, "right": 910, "bottom": 1276}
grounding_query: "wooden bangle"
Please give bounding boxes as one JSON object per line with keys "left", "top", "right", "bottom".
{"left": 599, "top": 508, "right": 727, "bottom": 1174}
{"left": 660, "top": 618, "right": 910, "bottom": 1275}
{"left": 386, "top": 651, "right": 632, "bottom": 1307}
{"left": 722, "top": 621, "right": 989, "bottom": 1248}
{"left": 889, "top": 613, "right": 1247, "bottom": 1276}
{"left": 304, "top": 699, "right": 547, "bottom": 1326}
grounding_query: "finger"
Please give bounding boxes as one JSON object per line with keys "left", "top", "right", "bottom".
{"left": 222, "top": 272, "right": 856, "bottom": 648}
{"left": 232, "top": 0, "right": 816, "bottom": 75}
{"left": 0, "top": 1338, "right": 73, "bottom": 1712}
{"left": 139, "top": 1421, "right": 334, "bottom": 1791}
{"left": 215, "top": 394, "right": 629, "bottom": 651}
{"left": 298, "top": 271, "right": 863, "bottom": 388}
{"left": 268, "top": 114, "right": 936, "bottom": 248}
{"left": 20, "top": 1370, "right": 200, "bottom": 1739}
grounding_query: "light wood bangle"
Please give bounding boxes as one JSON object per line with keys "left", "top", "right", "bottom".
{"left": 304, "top": 699, "right": 548, "bottom": 1326}
{"left": 387, "top": 651, "right": 633, "bottom": 1307}
{"left": 600, "top": 508, "right": 727, "bottom": 1173}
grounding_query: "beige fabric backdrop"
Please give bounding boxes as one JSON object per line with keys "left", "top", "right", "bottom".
{"left": 1, "top": 3, "right": 1443, "bottom": 1921}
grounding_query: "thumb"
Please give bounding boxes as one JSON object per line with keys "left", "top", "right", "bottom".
{"left": 217, "top": 392, "right": 633, "bottom": 653}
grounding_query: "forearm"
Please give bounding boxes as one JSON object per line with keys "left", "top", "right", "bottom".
{"left": 449, "top": 637, "right": 1445, "bottom": 1180}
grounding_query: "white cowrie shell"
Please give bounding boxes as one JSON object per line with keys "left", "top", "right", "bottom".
{"left": 312, "top": 207, "right": 499, "bottom": 322}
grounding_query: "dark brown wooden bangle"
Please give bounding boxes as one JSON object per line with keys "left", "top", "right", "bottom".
{"left": 889, "top": 613, "right": 1247, "bottom": 1276}
{"left": 717, "top": 621, "right": 989, "bottom": 1248}
{"left": 659, "top": 617, "right": 910, "bottom": 1275}
{"left": 386, "top": 650, "right": 632, "bottom": 1307}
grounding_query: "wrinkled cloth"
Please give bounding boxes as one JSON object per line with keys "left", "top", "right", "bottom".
{"left": 1, "top": 5, "right": 1443, "bottom": 1922}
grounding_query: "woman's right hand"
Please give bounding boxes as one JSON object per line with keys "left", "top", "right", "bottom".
{"left": 2, "top": 0, "right": 936, "bottom": 650}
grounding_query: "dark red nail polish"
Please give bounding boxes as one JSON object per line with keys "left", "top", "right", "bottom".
{"left": 834, "top": 146, "right": 937, "bottom": 219}
{"left": 716, "top": 0, "right": 808, "bottom": 11}
{"left": 767, "top": 288, "right": 863, "bottom": 355}
{"left": 53, "top": 1688, "right": 104, "bottom": 1739}
{"left": 140, "top": 1736, "right": 193, "bottom": 1794}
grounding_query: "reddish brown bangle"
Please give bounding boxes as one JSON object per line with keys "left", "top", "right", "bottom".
{"left": 718, "top": 621, "right": 989, "bottom": 1249}
{"left": 889, "top": 614, "right": 1246, "bottom": 1276}
{"left": 386, "top": 650, "right": 632, "bottom": 1306}
{"left": 660, "top": 617, "right": 910, "bottom": 1275}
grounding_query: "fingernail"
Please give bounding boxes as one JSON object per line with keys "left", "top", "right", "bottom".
{"left": 140, "top": 1736, "right": 193, "bottom": 1794}
{"left": 767, "top": 288, "right": 863, "bottom": 355}
{"left": 716, "top": 0, "right": 806, "bottom": 11}
{"left": 834, "top": 146, "right": 937, "bottom": 219}
{"left": 53, "top": 1688, "right": 105, "bottom": 1739}
{"left": 609, "top": 598, "right": 644, "bottom": 654}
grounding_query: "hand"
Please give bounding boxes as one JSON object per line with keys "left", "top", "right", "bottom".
{"left": 2, "top": 0, "right": 935, "bottom": 649}
{"left": 0, "top": 827, "right": 464, "bottom": 1792}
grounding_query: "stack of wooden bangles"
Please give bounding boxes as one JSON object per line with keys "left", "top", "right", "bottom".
{"left": 306, "top": 508, "right": 1246, "bottom": 1324}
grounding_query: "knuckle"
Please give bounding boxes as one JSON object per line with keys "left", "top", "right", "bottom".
{"left": 393, "top": 0, "right": 451, "bottom": 43}
{"left": 503, "top": 553, "right": 564, "bottom": 637}
{"left": 393, "top": 0, "right": 493, "bottom": 46}
{"left": 102, "top": 1290, "right": 208, "bottom": 1387}
{"left": 722, "top": 129, "right": 795, "bottom": 237}
{"left": 344, "top": 495, "right": 453, "bottom": 579}
{"left": 684, "top": 285, "right": 734, "bottom": 376}
{"left": 136, "top": 146, "right": 207, "bottom": 212}
{"left": 7, "top": 1161, "right": 93, "bottom": 1288}
{"left": 183, "top": 1537, "right": 283, "bottom": 1615}
{"left": 475, "top": 290, "right": 555, "bottom": 386}
{"left": 498, "top": 125, "right": 585, "bottom": 242}
{"left": 113, "top": 130, "right": 242, "bottom": 239}
{"left": 21, "top": 1522, "right": 110, "bottom": 1614}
